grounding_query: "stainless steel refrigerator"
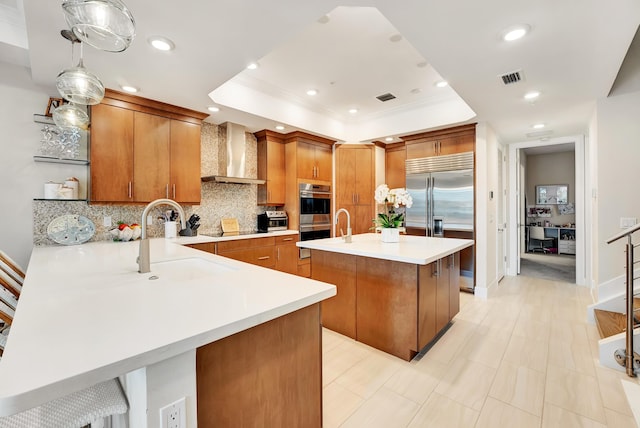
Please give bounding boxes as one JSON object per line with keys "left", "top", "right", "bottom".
{"left": 405, "top": 152, "right": 475, "bottom": 291}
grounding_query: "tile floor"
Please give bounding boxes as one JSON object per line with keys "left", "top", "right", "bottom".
{"left": 322, "top": 274, "right": 638, "bottom": 428}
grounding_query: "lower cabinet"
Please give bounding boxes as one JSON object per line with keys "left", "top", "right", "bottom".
{"left": 187, "top": 234, "right": 301, "bottom": 274}
{"left": 311, "top": 249, "right": 460, "bottom": 361}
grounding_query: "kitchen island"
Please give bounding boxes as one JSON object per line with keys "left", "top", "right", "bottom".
{"left": 297, "top": 233, "right": 473, "bottom": 360}
{"left": 0, "top": 234, "right": 335, "bottom": 427}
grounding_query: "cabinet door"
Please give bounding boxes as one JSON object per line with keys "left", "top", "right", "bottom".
{"left": 435, "top": 258, "right": 451, "bottom": 332}
{"left": 258, "top": 140, "right": 285, "bottom": 205}
{"left": 354, "top": 147, "right": 373, "bottom": 205}
{"left": 406, "top": 140, "right": 438, "bottom": 159}
{"left": 314, "top": 144, "right": 333, "bottom": 182}
{"left": 385, "top": 147, "right": 406, "bottom": 189}
{"left": 90, "top": 104, "right": 134, "bottom": 202}
{"left": 336, "top": 148, "right": 356, "bottom": 206}
{"left": 218, "top": 247, "right": 276, "bottom": 268}
{"left": 170, "top": 120, "right": 201, "bottom": 204}
{"left": 418, "top": 262, "right": 437, "bottom": 350}
{"left": 448, "top": 253, "right": 460, "bottom": 318}
{"left": 133, "top": 112, "right": 170, "bottom": 202}
{"left": 439, "top": 134, "right": 475, "bottom": 155}
{"left": 275, "top": 236, "right": 298, "bottom": 274}
{"left": 297, "top": 142, "right": 317, "bottom": 180}
{"left": 354, "top": 204, "right": 374, "bottom": 235}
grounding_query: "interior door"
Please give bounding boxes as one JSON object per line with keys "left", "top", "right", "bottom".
{"left": 516, "top": 149, "right": 526, "bottom": 274}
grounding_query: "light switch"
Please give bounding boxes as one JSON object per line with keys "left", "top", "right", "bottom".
{"left": 103, "top": 216, "right": 112, "bottom": 227}
{"left": 620, "top": 217, "right": 637, "bottom": 229}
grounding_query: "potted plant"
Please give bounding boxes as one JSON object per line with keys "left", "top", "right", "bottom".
{"left": 373, "top": 184, "right": 413, "bottom": 242}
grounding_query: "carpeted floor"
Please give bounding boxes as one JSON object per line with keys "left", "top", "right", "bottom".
{"left": 519, "top": 252, "right": 576, "bottom": 283}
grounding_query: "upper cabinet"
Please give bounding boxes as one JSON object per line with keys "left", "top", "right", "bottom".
{"left": 385, "top": 143, "right": 406, "bottom": 189}
{"left": 90, "top": 89, "right": 208, "bottom": 204}
{"left": 403, "top": 123, "right": 476, "bottom": 160}
{"left": 255, "top": 130, "right": 286, "bottom": 206}
{"left": 335, "top": 145, "right": 375, "bottom": 235}
{"left": 294, "top": 139, "right": 333, "bottom": 182}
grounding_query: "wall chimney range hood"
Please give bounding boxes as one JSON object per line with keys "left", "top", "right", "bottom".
{"left": 201, "top": 122, "right": 265, "bottom": 185}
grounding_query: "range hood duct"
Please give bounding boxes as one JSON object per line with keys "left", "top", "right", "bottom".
{"left": 201, "top": 122, "right": 265, "bottom": 185}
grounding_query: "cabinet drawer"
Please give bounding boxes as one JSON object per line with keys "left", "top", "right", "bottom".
{"left": 559, "top": 240, "right": 576, "bottom": 254}
{"left": 217, "top": 236, "right": 275, "bottom": 252}
{"left": 275, "top": 234, "right": 298, "bottom": 245}
{"left": 218, "top": 246, "right": 276, "bottom": 268}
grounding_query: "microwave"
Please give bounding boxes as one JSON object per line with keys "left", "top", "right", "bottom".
{"left": 257, "top": 211, "right": 288, "bottom": 232}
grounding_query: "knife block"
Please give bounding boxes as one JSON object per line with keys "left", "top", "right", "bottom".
{"left": 179, "top": 228, "right": 198, "bottom": 237}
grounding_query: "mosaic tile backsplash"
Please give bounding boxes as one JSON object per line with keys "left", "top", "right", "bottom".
{"left": 33, "top": 123, "right": 272, "bottom": 245}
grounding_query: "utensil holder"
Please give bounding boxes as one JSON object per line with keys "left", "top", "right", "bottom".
{"left": 164, "top": 221, "right": 177, "bottom": 239}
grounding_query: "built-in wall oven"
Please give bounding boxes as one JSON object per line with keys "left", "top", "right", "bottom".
{"left": 299, "top": 183, "right": 331, "bottom": 258}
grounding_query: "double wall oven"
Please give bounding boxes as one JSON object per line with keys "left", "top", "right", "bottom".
{"left": 299, "top": 183, "right": 331, "bottom": 258}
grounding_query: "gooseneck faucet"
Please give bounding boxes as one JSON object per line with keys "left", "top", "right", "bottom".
{"left": 335, "top": 208, "right": 352, "bottom": 243}
{"left": 138, "top": 198, "right": 187, "bottom": 273}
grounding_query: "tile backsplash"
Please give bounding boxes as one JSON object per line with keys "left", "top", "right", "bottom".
{"left": 33, "top": 122, "right": 269, "bottom": 245}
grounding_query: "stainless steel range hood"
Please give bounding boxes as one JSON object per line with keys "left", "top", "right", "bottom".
{"left": 201, "top": 122, "right": 265, "bottom": 185}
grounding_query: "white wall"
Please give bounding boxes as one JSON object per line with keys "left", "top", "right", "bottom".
{"left": 475, "top": 122, "right": 499, "bottom": 298}
{"left": 596, "top": 89, "right": 640, "bottom": 283}
{"left": 0, "top": 61, "right": 86, "bottom": 268}
{"left": 526, "top": 151, "right": 576, "bottom": 226}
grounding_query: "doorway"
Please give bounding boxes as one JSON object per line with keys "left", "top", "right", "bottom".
{"left": 507, "top": 135, "right": 587, "bottom": 286}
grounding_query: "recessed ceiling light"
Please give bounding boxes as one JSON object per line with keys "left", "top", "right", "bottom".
{"left": 532, "top": 123, "right": 545, "bottom": 129}
{"left": 385, "top": 137, "right": 394, "bottom": 142}
{"left": 348, "top": 108, "right": 358, "bottom": 114}
{"left": 148, "top": 36, "right": 175, "bottom": 51}
{"left": 247, "top": 62, "right": 259, "bottom": 70}
{"left": 389, "top": 34, "right": 403, "bottom": 43}
{"left": 416, "top": 61, "right": 428, "bottom": 68}
{"left": 275, "top": 125, "right": 285, "bottom": 130}
{"left": 435, "top": 80, "right": 448, "bottom": 88}
{"left": 121, "top": 85, "right": 138, "bottom": 93}
{"left": 502, "top": 24, "right": 530, "bottom": 42}
{"left": 410, "top": 88, "right": 422, "bottom": 94}
{"left": 317, "top": 14, "right": 330, "bottom": 24}
{"left": 306, "top": 89, "right": 318, "bottom": 96}
{"left": 524, "top": 91, "right": 540, "bottom": 100}
{"left": 207, "top": 106, "right": 220, "bottom": 112}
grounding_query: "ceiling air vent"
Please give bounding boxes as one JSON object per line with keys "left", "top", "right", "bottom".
{"left": 499, "top": 69, "right": 524, "bottom": 85}
{"left": 376, "top": 92, "right": 396, "bottom": 102}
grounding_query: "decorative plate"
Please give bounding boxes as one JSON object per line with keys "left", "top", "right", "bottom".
{"left": 47, "top": 214, "right": 96, "bottom": 245}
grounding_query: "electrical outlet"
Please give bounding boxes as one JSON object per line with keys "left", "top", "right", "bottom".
{"left": 147, "top": 215, "right": 154, "bottom": 225}
{"left": 103, "top": 216, "right": 112, "bottom": 227}
{"left": 160, "top": 397, "right": 186, "bottom": 428}
{"left": 620, "top": 217, "right": 638, "bottom": 229}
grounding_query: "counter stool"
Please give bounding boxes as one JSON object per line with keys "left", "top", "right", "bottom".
{"left": 0, "top": 270, "right": 21, "bottom": 301}
{"left": 0, "top": 378, "right": 128, "bottom": 428}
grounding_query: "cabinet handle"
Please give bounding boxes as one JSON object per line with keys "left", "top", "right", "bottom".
{"left": 277, "top": 248, "right": 280, "bottom": 260}
{"left": 356, "top": 193, "right": 359, "bottom": 204}
{"left": 128, "top": 181, "right": 132, "bottom": 199}
{"left": 257, "top": 256, "right": 270, "bottom": 260}
{"left": 282, "top": 238, "right": 294, "bottom": 241}
{"left": 165, "top": 184, "right": 169, "bottom": 198}
{"left": 433, "top": 142, "right": 437, "bottom": 153}
{"left": 172, "top": 184, "right": 176, "bottom": 199}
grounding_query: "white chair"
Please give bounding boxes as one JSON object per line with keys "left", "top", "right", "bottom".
{"left": 0, "top": 251, "right": 25, "bottom": 287}
{"left": 529, "top": 226, "right": 554, "bottom": 253}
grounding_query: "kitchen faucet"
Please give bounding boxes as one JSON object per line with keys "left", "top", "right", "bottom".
{"left": 138, "top": 198, "right": 187, "bottom": 273}
{"left": 335, "top": 208, "right": 352, "bottom": 243}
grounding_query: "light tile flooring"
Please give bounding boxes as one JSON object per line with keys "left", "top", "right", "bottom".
{"left": 322, "top": 274, "right": 638, "bottom": 428}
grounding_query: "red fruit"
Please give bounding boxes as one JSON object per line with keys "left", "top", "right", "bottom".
{"left": 118, "top": 223, "right": 128, "bottom": 231}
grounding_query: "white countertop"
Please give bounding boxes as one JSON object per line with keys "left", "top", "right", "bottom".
{"left": 176, "top": 229, "right": 298, "bottom": 245}
{"left": 297, "top": 233, "right": 474, "bottom": 265}
{"left": 0, "top": 235, "right": 334, "bottom": 417}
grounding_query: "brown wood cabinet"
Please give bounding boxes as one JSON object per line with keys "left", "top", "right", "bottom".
{"left": 196, "top": 303, "right": 322, "bottom": 428}
{"left": 255, "top": 130, "right": 285, "bottom": 206}
{"left": 90, "top": 89, "right": 207, "bottom": 204}
{"left": 310, "top": 249, "right": 461, "bottom": 361}
{"left": 187, "top": 234, "right": 301, "bottom": 275}
{"left": 296, "top": 141, "right": 332, "bottom": 182}
{"left": 335, "top": 145, "right": 375, "bottom": 235}
{"left": 385, "top": 143, "right": 406, "bottom": 189}
{"left": 90, "top": 103, "right": 134, "bottom": 202}
{"left": 403, "top": 123, "right": 476, "bottom": 160}
{"left": 275, "top": 235, "right": 298, "bottom": 274}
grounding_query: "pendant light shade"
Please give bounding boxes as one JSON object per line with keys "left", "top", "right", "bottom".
{"left": 56, "top": 59, "right": 105, "bottom": 105}
{"left": 52, "top": 103, "right": 90, "bottom": 130}
{"left": 62, "top": 0, "right": 136, "bottom": 52}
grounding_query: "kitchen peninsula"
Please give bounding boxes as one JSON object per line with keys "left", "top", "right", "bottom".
{"left": 0, "top": 234, "right": 335, "bottom": 427}
{"left": 298, "top": 233, "right": 473, "bottom": 360}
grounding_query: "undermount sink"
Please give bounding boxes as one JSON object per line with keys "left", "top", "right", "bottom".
{"left": 145, "top": 257, "right": 238, "bottom": 282}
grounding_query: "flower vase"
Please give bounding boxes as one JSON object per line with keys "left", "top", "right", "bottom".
{"left": 380, "top": 228, "right": 400, "bottom": 243}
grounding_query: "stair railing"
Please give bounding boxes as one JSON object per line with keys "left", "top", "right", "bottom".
{"left": 606, "top": 222, "right": 640, "bottom": 377}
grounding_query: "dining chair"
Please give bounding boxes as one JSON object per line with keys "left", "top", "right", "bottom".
{"left": 529, "top": 226, "right": 554, "bottom": 253}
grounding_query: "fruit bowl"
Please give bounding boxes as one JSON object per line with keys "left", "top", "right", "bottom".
{"left": 110, "top": 223, "right": 141, "bottom": 241}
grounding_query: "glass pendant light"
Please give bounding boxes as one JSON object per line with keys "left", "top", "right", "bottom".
{"left": 56, "top": 31, "right": 105, "bottom": 105}
{"left": 62, "top": 0, "right": 136, "bottom": 52}
{"left": 53, "top": 103, "right": 90, "bottom": 130}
